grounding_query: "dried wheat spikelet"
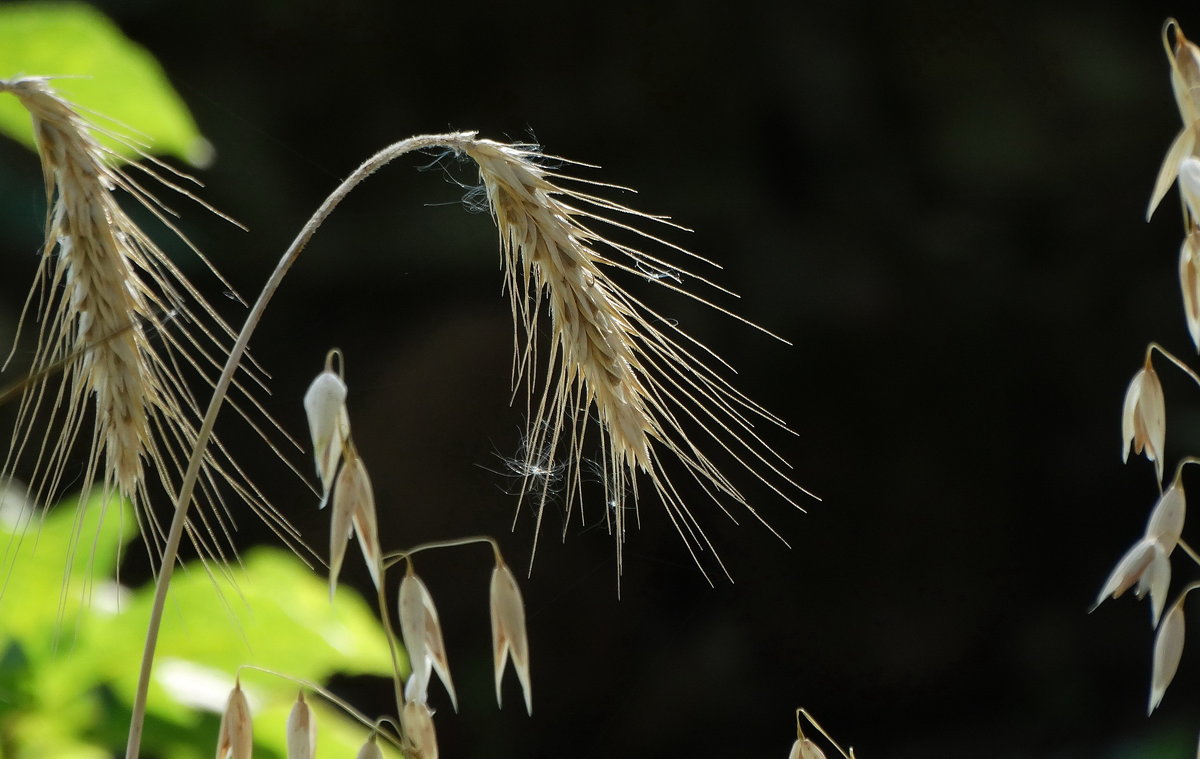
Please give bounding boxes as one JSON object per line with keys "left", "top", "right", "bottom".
{"left": 450, "top": 136, "right": 814, "bottom": 579}
{"left": 0, "top": 77, "right": 298, "bottom": 575}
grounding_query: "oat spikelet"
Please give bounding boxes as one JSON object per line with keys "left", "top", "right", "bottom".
{"left": 0, "top": 77, "right": 297, "bottom": 575}
{"left": 458, "top": 137, "right": 814, "bottom": 578}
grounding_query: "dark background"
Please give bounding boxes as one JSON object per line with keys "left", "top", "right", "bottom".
{"left": 2, "top": 1, "right": 1198, "bottom": 757}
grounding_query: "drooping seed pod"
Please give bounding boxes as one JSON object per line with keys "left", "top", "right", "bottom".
{"left": 286, "top": 690, "right": 316, "bottom": 759}
{"left": 215, "top": 680, "right": 253, "bottom": 759}
{"left": 489, "top": 557, "right": 531, "bottom": 714}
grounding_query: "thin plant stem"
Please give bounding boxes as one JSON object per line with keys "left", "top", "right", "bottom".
{"left": 376, "top": 581, "right": 407, "bottom": 721}
{"left": 234, "top": 665, "right": 403, "bottom": 748}
{"left": 1179, "top": 538, "right": 1200, "bottom": 568}
{"left": 382, "top": 535, "right": 501, "bottom": 570}
{"left": 124, "top": 132, "right": 478, "bottom": 759}
{"left": 1149, "top": 342, "right": 1200, "bottom": 389}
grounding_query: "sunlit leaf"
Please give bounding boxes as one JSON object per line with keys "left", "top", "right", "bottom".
{"left": 85, "top": 547, "right": 397, "bottom": 723}
{"left": 0, "top": 2, "right": 211, "bottom": 165}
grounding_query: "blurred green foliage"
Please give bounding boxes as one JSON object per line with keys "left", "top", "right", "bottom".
{"left": 0, "top": 2, "right": 210, "bottom": 166}
{"left": 0, "top": 492, "right": 400, "bottom": 758}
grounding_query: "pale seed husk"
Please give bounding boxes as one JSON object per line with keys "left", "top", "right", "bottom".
{"left": 1150, "top": 597, "right": 1186, "bottom": 714}
{"left": 489, "top": 560, "right": 531, "bottom": 714}
{"left": 215, "top": 680, "right": 253, "bottom": 759}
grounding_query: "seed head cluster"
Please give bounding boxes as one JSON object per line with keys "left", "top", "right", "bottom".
{"left": 0, "top": 77, "right": 289, "bottom": 572}
{"left": 458, "top": 136, "right": 813, "bottom": 578}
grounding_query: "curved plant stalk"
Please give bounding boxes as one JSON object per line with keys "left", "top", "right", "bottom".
{"left": 125, "top": 132, "right": 458, "bottom": 759}
{"left": 126, "top": 129, "right": 811, "bottom": 753}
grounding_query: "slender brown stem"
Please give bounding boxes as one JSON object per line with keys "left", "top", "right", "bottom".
{"left": 124, "top": 132, "right": 479, "bottom": 759}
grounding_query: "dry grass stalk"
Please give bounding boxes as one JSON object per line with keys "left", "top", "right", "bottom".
{"left": 456, "top": 136, "right": 813, "bottom": 578}
{"left": 0, "top": 77, "right": 297, "bottom": 574}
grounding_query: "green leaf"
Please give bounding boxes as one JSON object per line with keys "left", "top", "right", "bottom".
{"left": 0, "top": 489, "right": 136, "bottom": 645}
{"left": 84, "top": 546, "right": 398, "bottom": 723}
{"left": 0, "top": 2, "right": 211, "bottom": 166}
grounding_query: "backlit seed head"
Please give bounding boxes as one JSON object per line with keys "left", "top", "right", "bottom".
{"left": 1148, "top": 125, "right": 1196, "bottom": 220}
{"left": 327, "top": 454, "right": 360, "bottom": 599}
{"left": 1122, "top": 358, "right": 1166, "bottom": 483}
{"left": 286, "top": 691, "right": 316, "bottom": 759}
{"left": 1166, "top": 20, "right": 1200, "bottom": 125}
{"left": 1136, "top": 540, "right": 1173, "bottom": 628}
{"left": 354, "top": 735, "right": 384, "bottom": 759}
{"left": 399, "top": 567, "right": 431, "bottom": 703}
{"left": 215, "top": 680, "right": 253, "bottom": 759}
{"left": 1180, "top": 157, "right": 1200, "bottom": 223}
{"left": 345, "top": 453, "right": 383, "bottom": 591}
{"left": 789, "top": 739, "right": 828, "bottom": 759}
{"left": 401, "top": 699, "right": 439, "bottom": 759}
{"left": 1150, "top": 596, "right": 1187, "bottom": 714}
{"left": 1095, "top": 537, "right": 1172, "bottom": 627}
{"left": 489, "top": 559, "right": 532, "bottom": 714}
{"left": 304, "top": 361, "right": 350, "bottom": 508}
{"left": 1181, "top": 233, "right": 1200, "bottom": 350}
{"left": 397, "top": 567, "right": 457, "bottom": 710}
{"left": 1146, "top": 479, "right": 1187, "bottom": 555}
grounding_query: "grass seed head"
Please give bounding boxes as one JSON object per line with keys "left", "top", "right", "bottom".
{"left": 401, "top": 700, "right": 439, "bottom": 759}
{"left": 355, "top": 734, "right": 384, "bottom": 759}
{"left": 0, "top": 77, "right": 296, "bottom": 577}
{"left": 345, "top": 452, "right": 382, "bottom": 591}
{"left": 303, "top": 357, "right": 350, "bottom": 508}
{"left": 1150, "top": 595, "right": 1186, "bottom": 714}
{"left": 1180, "top": 233, "right": 1200, "bottom": 350}
{"left": 215, "top": 680, "right": 253, "bottom": 759}
{"left": 455, "top": 135, "right": 813, "bottom": 580}
{"left": 1122, "top": 358, "right": 1166, "bottom": 483}
{"left": 1146, "top": 478, "right": 1186, "bottom": 554}
{"left": 328, "top": 454, "right": 361, "bottom": 598}
{"left": 1166, "top": 19, "right": 1200, "bottom": 125}
{"left": 1095, "top": 537, "right": 1171, "bottom": 626}
{"left": 489, "top": 557, "right": 531, "bottom": 714}
{"left": 789, "top": 739, "right": 828, "bottom": 759}
{"left": 1179, "top": 157, "right": 1200, "bottom": 223}
{"left": 285, "top": 691, "right": 316, "bottom": 759}
{"left": 398, "top": 566, "right": 432, "bottom": 703}
{"left": 397, "top": 565, "right": 457, "bottom": 710}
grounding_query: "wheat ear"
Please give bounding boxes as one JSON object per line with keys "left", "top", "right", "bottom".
{"left": 0, "top": 78, "right": 301, "bottom": 578}
{"left": 460, "top": 138, "right": 814, "bottom": 579}
{"left": 125, "top": 131, "right": 809, "bottom": 753}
